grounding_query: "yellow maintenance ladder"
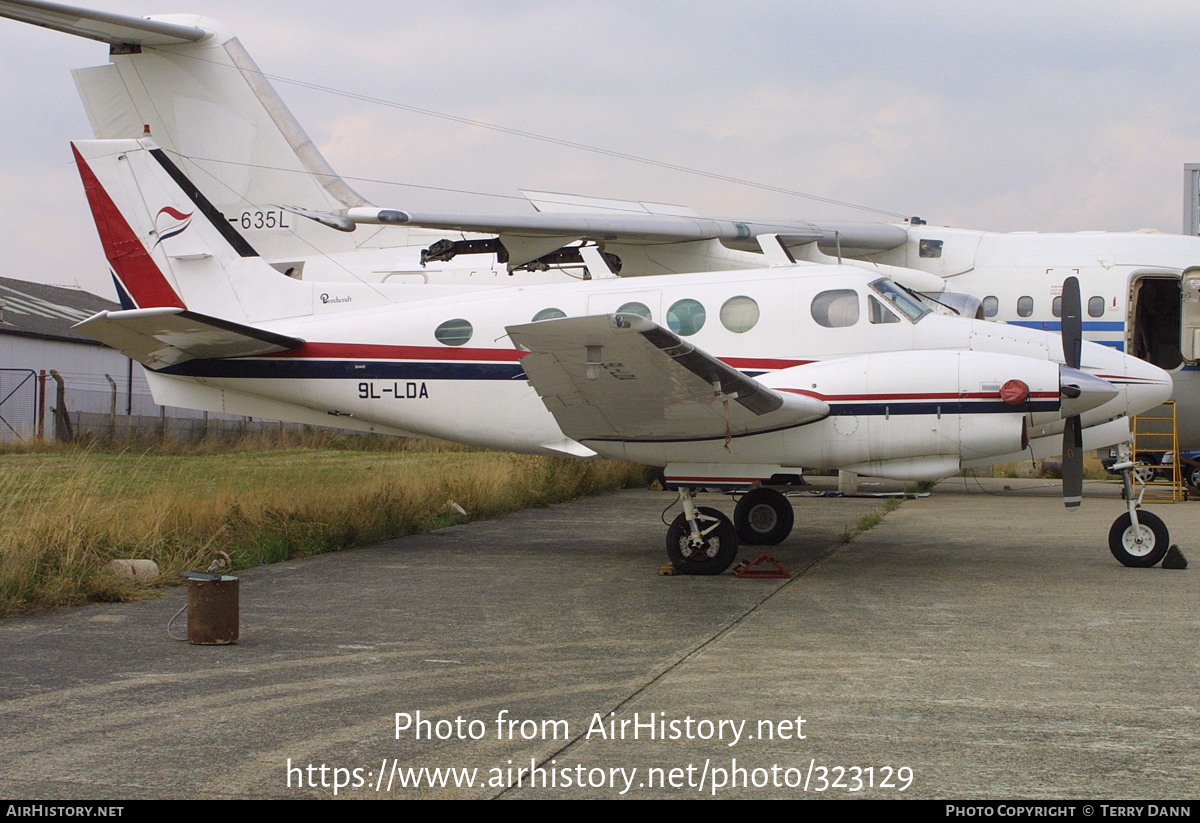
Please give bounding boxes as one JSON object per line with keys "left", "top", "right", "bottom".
{"left": 1131, "top": 400, "right": 1183, "bottom": 502}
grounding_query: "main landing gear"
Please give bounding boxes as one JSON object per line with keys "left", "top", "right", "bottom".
{"left": 667, "top": 487, "right": 798, "bottom": 574}
{"left": 733, "top": 487, "right": 795, "bottom": 546}
{"left": 1108, "top": 460, "right": 1171, "bottom": 567}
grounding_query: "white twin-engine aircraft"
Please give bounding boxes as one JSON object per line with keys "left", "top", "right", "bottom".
{"left": 72, "top": 138, "right": 1173, "bottom": 573}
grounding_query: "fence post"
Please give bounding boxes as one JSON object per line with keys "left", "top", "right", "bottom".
{"left": 49, "top": 370, "right": 72, "bottom": 441}
{"left": 36, "top": 370, "right": 46, "bottom": 441}
{"left": 105, "top": 374, "right": 117, "bottom": 440}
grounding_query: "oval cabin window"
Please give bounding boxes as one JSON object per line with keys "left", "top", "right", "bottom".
{"left": 811, "top": 289, "right": 860, "bottom": 328}
{"left": 719, "top": 296, "right": 759, "bottom": 333}
{"left": 434, "top": 318, "right": 473, "bottom": 346}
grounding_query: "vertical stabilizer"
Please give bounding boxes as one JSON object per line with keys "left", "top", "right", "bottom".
{"left": 70, "top": 13, "right": 368, "bottom": 261}
{"left": 72, "top": 138, "right": 312, "bottom": 324}
{"left": 0, "top": 2, "right": 373, "bottom": 260}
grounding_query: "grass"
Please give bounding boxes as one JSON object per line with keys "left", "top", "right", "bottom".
{"left": 0, "top": 437, "right": 651, "bottom": 617}
{"left": 840, "top": 497, "right": 903, "bottom": 543}
{"left": 987, "top": 453, "right": 1108, "bottom": 480}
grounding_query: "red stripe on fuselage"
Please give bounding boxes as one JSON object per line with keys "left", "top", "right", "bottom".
{"left": 73, "top": 144, "right": 185, "bottom": 310}
{"left": 260, "top": 342, "right": 528, "bottom": 362}
{"left": 780, "top": 388, "right": 1059, "bottom": 401}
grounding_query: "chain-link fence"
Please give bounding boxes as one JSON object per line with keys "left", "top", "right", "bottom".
{"left": 0, "top": 369, "right": 38, "bottom": 441}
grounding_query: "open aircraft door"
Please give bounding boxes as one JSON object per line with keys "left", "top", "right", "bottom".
{"left": 1129, "top": 271, "right": 1184, "bottom": 370}
{"left": 1180, "top": 267, "right": 1200, "bottom": 363}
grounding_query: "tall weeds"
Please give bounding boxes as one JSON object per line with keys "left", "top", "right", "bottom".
{"left": 0, "top": 445, "right": 650, "bottom": 617}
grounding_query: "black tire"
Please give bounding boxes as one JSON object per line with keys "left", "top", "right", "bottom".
{"left": 666, "top": 507, "right": 738, "bottom": 575}
{"left": 1186, "top": 465, "right": 1200, "bottom": 490}
{"left": 734, "top": 488, "right": 794, "bottom": 545}
{"left": 1108, "top": 511, "right": 1170, "bottom": 567}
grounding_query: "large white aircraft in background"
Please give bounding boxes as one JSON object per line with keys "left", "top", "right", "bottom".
{"left": 70, "top": 136, "right": 1173, "bottom": 571}
{"left": 4, "top": 1, "right": 1200, "bottom": 455}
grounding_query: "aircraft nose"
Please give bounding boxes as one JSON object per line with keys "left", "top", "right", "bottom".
{"left": 1117, "top": 356, "right": 1174, "bottom": 417}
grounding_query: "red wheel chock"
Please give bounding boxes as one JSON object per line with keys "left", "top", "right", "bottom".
{"left": 733, "top": 553, "right": 791, "bottom": 578}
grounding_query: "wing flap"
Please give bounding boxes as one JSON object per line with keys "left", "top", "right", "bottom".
{"left": 74, "top": 307, "right": 304, "bottom": 369}
{"left": 508, "top": 315, "right": 827, "bottom": 442}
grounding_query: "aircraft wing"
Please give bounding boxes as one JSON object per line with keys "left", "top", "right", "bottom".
{"left": 346, "top": 207, "right": 905, "bottom": 249}
{"left": 74, "top": 307, "right": 304, "bottom": 369}
{"left": 507, "top": 314, "right": 828, "bottom": 442}
{"left": 0, "top": 0, "right": 208, "bottom": 44}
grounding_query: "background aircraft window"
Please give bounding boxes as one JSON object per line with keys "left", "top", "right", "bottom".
{"left": 869, "top": 296, "right": 900, "bottom": 324}
{"left": 719, "top": 295, "right": 759, "bottom": 333}
{"left": 982, "top": 296, "right": 998, "bottom": 317}
{"left": 667, "top": 299, "right": 706, "bottom": 336}
{"left": 919, "top": 239, "right": 943, "bottom": 258}
{"left": 532, "top": 308, "right": 566, "bottom": 322}
{"left": 1089, "top": 296, "right": 1105, "bottom": 317}
{"left": 434, "top": 318, "right": 473, "bottom": 346}
{"left": 616, "top": 301, "right": 652, "bottom": 320}
{"left": 1017, "top": 296, "right": 1034, "bottom": 317}
{"left": 1052, "top": 296, "right": 1063, "bottom": 318}
{"left": 811, "top": 289, "right": 860, "bottom": 328}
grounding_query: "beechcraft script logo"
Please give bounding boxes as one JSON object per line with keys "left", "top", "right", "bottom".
{"left": 152, "top": 206, "right": 194, "bottom": 248}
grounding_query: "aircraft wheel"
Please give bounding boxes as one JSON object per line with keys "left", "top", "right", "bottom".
{"left": 666, "top": 507, "right": 738, "bottom": 575}
{"left": 1108, "top": 511, "right": 1170, "bottom": 567}
{"left": 734, "top": 488, "right": 794, "bottom": 545}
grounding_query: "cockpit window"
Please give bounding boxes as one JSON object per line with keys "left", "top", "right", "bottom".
{"left": 869, "top": 295, "right": 900, "bottom": 324}
{"left": 811, "top": 289, "right": 860, "bottom": 328}
{"left": 869, "top": 279, "right": 930, "bottom": 322}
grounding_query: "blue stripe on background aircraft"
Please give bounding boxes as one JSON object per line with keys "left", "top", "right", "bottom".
{"left": 0, "top": 0, "right": 1186, "bottom": 570}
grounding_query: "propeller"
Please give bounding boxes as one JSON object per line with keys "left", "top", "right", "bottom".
{"left": 1061, "top": 276, "right": 1083, "bottom": 510}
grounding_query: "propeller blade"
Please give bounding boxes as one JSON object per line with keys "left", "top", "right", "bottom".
{"left": 1063, "top": 415, "right": 1083, "bottom": 511}
{"left": 1061, "top": 276, "right": 1082, "bottom": 370}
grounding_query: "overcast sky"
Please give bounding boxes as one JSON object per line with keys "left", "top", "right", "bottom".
{"left": 3, "top": 0, "right": 1200, "bottom": 299}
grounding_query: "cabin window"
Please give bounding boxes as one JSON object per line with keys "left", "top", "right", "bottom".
{"left": 1052, "top": 296, "right": 1062, "bottom": 318}
{"left": 532, "top": 308, "right": 566, "bottom": 322}
{"left": 720, "top": 296, "right": 759, "bottom": 333}
{"left": 434, "top": 318, "right": 473, "bottom": 346}
{"left": 811, "top": 289, "right": 860, "bottom": 328}
{"left": 1088, "top": 296, "right": 1105, "bottom": 317}
{"left": 869, "top": 296, "right": 900, "bottom": 324}
{"left": 982, "top": 296, "right": 998, "bottom": 317}
{"left": 1017, "top": 296, "right": 1034, "bottom": 317}
{"left": 616, "top": 301, "right": 652, "bottom": 320}
{"left": 667, "top": 299, "right": 706, "bottom": 336}
{"left": 919, "top": 239, "right": 943, "bottom": 258}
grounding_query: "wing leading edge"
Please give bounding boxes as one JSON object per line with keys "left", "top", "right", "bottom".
{"left": 507, "top": 314, "right": 828, "bottom": 443}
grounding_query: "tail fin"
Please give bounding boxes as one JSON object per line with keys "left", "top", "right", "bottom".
{"left": 73, "top": 138, "right": 310, "bottom": 324}
{"left": 0, "top": 2, "right": 369, "bottom": 261}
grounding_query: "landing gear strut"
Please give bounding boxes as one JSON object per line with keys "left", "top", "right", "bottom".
{"left": 733, "top": 487, "right": 795, "bottom": 545}
{"left": 1109, "top": 459, "right": 1170, "bottom": 567}
{"left": 666, "top": 488, "right": 738, "bottom": 575}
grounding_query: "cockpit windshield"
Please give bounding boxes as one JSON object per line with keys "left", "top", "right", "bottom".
{"left": 870, "top": 278, "right": 931, "bottom": 323}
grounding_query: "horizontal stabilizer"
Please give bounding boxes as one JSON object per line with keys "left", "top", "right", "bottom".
{"left": 0, "top": 0, "right": 208, "bottom": 45}
{"left": 74, "top": 307, "right": 304, "bottom": 369}
{"left": 507, "top": 314, "right": 828, "bottom": 442}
